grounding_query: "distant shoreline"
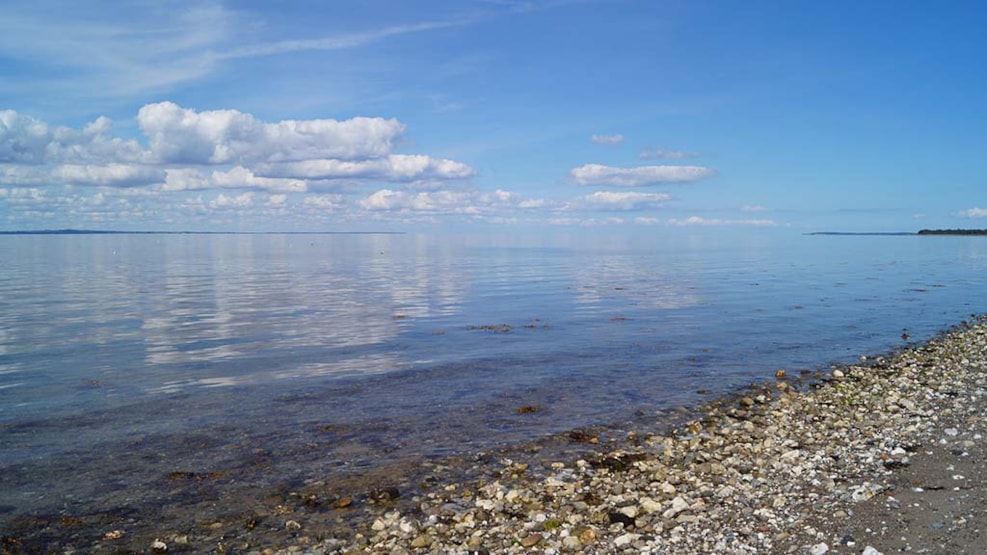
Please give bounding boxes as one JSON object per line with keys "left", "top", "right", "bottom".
{"left": 808, "top": 229, "right": 987, "bottom": 236}
{"left": 916, "top": 228, "right": 987, "bottom": 235}
{"left": 0, "top": 229, "right": 404, "bottom": 236}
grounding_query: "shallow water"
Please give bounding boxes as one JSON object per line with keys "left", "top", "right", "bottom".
{"left": 2, "top": 230, "right": 986, "bottom": 529}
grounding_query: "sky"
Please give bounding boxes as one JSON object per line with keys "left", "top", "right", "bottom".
{"left": 1, "top": 0, "right": 985, "bottom": 233}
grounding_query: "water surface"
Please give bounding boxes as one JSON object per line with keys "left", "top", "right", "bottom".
{"left": 2, "top": 231, "right": 985, "bottom": 528}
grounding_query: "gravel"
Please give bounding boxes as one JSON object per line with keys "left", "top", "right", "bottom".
{"left": 274, "top": 315, "right": 987, "bottom": 554}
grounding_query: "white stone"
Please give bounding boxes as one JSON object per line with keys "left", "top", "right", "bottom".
{"left": 613, "top": 533, "right": 640, "bottom": 547}
{"left": 618, "top": 505, "right": 639, "bottom": 519}
{"left": 862, "top": 547, "right": 883, "bottom": 555}
{"left": 662, "top": 496, "right": 690, "bottom": 518}
{"left": 562, "top": 536, "right": 581, "bottom": 549}
{"left": 640, "top": 497, "right": 663, "bottom": 513}
{"left": 809, "top": 543, "right": 829, "bottom": 555}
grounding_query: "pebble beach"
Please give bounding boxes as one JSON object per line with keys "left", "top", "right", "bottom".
{"left": 272, "top": 316, "right": 987, "bottom": 555}
{"left": 6, "top": 315, "right": 987, "bottom": 554}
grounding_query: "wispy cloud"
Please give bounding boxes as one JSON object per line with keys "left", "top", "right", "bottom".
{"left": 218, "top": 18, "right": 474, "bottom": 60}
{"left": 960, "top": 207, "right": 987, "bottom": 218}
{"left": 0, "top": 3, "right": 477, "bottom": 104}
{"left": 591, "top": 133, "right": 624, "bottom": 145}
{"left": 741, "top": 204, "right": 767, "bottom": 212}
{"left": 580, "top": 191, "right": 670, "bottom": 210}
{"left": 639, "top": 147, "right": 699, "bottom": 160}
{"left": 0, "top": 2, "right": 233, "bottom": 99}
{"left": 667, "top": 216, "right": 776, "bottom": 227}
{"left": 570, "top": 164, "right": 714, "bottom": 186}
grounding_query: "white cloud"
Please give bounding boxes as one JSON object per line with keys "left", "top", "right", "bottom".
{"left": 163, "top": 168, "right": 212, "bottom": 192}
{"left": 51, "top": 164, "right": 165, "bottom": 188}
{"left": 667, "top": 216, "right": 776, "bottom": 226}
{"left": 0, "top": 2, "right": 233, "bottom": 98}
{"left": 2, "top": 111, "right": 147, "bottom": 167}
{"left": 137, "top": 102, "right": 405, "bottom": 164}
{"left": 639, "top": 147, "right": 698, "bottom": 160}
{"left": 591, "top": 133, "right": 624, "bottom": 145}
{"left": 570, "top": 163, "right": 714, "bottom": 186}
{"left": 211, "top": 167, "right": 307, "bottom": 193}
{"left": 359, "top": 189, "right": 481, "bottom": 214}
{"left": 741, "top": 204, "right": 766, "bottom": 212}
{"left": 960, "top": 207, "right": 987, "bottom": 218}
{"left": 0, "top": 110, "right": 50, "bottom": 163}
{"left": 0, "top": 103, "right": 474, "bottom": 196}
{"left": 258, "top": 154, "right": 475, "bottom": 182}
{"left": 360, "top": 189, "right": 411, "bottom": 211}
{"left": 581, "top": 191, "right": 671, "bottom": 210}
{"left": 162, "top": 167, "right": 308, "bottom": 193}
{"left": 219, "top": 19, "right": 472, "bottom": 60}
{"left": 0, "top": 164, "right": 51, "bottom": 186}
{"left": 357, "top": 188, "right": 546, "bottom": 215}
{"left": 303, "top": 194, "right": 345, "bottom": 210}
{"left": 544, "top": 216, "right": 626, "bottom": 227}
{"left": 210, "top": 193, "right": 255, "bottom": 209}
{"left": 0, "top": 187, "right": 45, "bottom": 202}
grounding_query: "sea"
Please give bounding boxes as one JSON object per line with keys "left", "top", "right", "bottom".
{"left": 1, "top": 230, "right": 986, "bottom": 532}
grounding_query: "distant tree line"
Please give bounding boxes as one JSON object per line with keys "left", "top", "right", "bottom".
{"left": 917, "top": 229, "right": 987, "bottom": 236}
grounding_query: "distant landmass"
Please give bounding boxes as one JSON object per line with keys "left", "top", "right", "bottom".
{"left": 917, "top": 229, "right": 987, "bottom": 236}
{"left": 0, "top": 229, "right": 403, "bottom": 235}
{"left": 805, "top": 231, "right": 916, "bottom": 236}
{"left": 807, "top": 229, "right": 987, "bottom": 237}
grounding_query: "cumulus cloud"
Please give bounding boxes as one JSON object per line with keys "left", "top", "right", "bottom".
{"left": 667, "top": 216, "right": 776, "bottom": 226}
{"left": 570, "top": 163, "right": 714, "bottom": 186}
{"left": 137, "top": 101, "right": 405, "bottom": 164}
{"left": 0, "top": 102, "right": 475, "bottom": 194}
{"left": 639, "top": 147, "right": 698, "bottom": 160}
{"left": 960, "top": 207, "right": 987, "bottom": 218}
{"left": 0, "top": 110, "right": 50, "bottom": 163}
{"left": 591, "top": 133, "right": 624, "bottom": 145}
{"left": 210, "top": 193, "right": 255, "bottom": 209}
{"left": 581, "top": 191, "right": 671, "bottom": 210}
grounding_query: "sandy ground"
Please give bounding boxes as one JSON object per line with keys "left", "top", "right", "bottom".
{"left": 816, "top": 390, "right": 987, "bottom": 554}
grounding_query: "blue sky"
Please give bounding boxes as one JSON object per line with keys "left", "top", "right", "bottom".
{"left": 1, "top": 0, "right": 985, "bottom": 232}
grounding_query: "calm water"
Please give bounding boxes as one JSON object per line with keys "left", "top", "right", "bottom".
{"left": 2, "top": 231, "right": 986, "bottom": 524}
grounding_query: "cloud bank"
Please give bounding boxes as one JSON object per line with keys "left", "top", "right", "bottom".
{"left": 0, "top": 102, "right": 475, "bottom": 192}
{"left": 1, "top": 103, "right": 727, "bottom": 229}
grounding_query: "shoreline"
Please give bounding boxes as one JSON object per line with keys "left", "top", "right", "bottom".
{"left": 5, "top": 316, "right": 987, "bottom": 554}
{"left": 278, "top": 316, "right": 987, "bottom": 554}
